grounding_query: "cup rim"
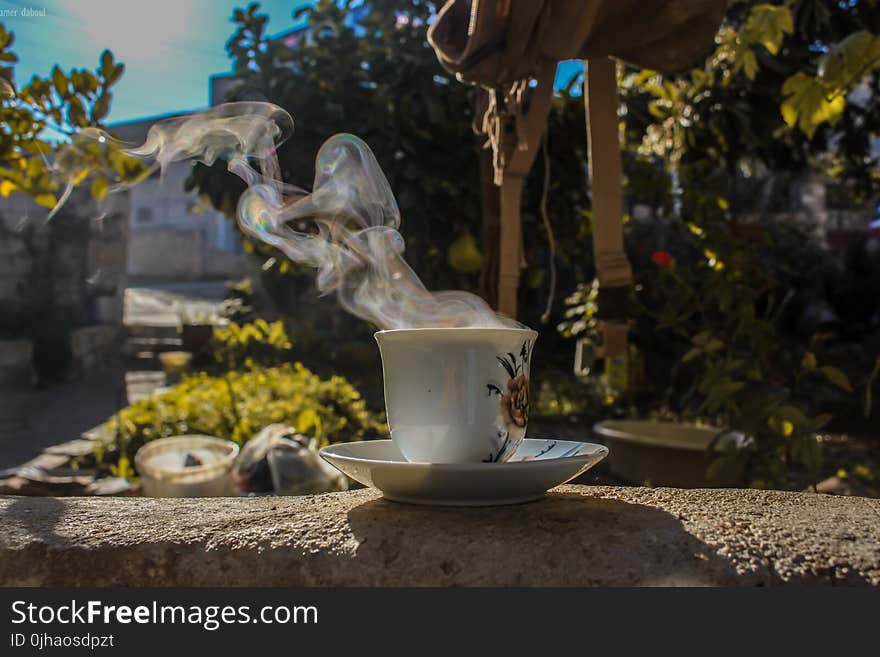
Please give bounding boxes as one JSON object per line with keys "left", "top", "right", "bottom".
{"left": 374, "top": 326, "right": 538, "bottom": 343}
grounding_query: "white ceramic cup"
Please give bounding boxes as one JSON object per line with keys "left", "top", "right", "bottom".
{"left": 374, "top": 327, "right": 538, "bottom": 463}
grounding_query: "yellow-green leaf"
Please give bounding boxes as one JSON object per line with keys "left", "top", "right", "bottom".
{"left": 295, "top": 408, "right": 321, "bottom": 436}
{"left": 776, "top": 404, "right": 810, "bottom": 429}
{"left": 780, "top": 72, "right": 846, "bottom": 138}
{"left": 819, "top": 31, "right": 880, "bottom": 88}
{"left": 34, "top": 193, "right": 56, "bottom": 208}
{"left": 447, "top": 231, "right": 483, "bottom": 274}
{"left": 0, "top": 179, "right": 16, "bottom": 197}
{"left": 91, "top": 176, "right": 109, "bottom": 201}
{"left": 801, "top": 352, "right": 817, "bottom": 370}
{"left": 742, "top": 49, "right": 759, "bottom": 80}
{"left": 746, "top": 4, "right": 793, "bottom": 56}
{"left": 820, "top": 366, "right": 853, "bottom": 392}
{"left": 682, "top": 347, "right": 702, "bottom": 363}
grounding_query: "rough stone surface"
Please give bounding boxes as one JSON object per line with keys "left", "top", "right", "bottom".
{"left": 70, "top": 325, "right": 121, "bottom": 376}
{"left": 0, "top": 339, "right": 32, "bottom": 370}
{"left": 1, "top": 486, "right": 878, "bottom": 587}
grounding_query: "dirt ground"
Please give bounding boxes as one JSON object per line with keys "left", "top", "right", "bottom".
{"left": 0, "top": 366, "right": 126, "bottom": 470}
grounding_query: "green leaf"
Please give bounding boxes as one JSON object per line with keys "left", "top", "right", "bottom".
{"left": 106, "top": 63, "right": 124, "bottom": 85}
{"left": 91, "top": 176, "right": 109, "bottom": 201}
{"left": 67, "top": 96, "right": 86, "bottom": 126}
{"left": 51, "top": 66, "right": 67, "bottom": 98}
{"left": 742, "top": 50, "right": 759, "bottom": 80}
{"left": 780, "top": 72, "right": 846, "bottom": 138}
{"left": 682, "top": 347, "right": 702, "bottom": 363}
{"left": 748, "top": 4, "right": 793, "bottom": 55}
{"left": 295, "top": 408, "right": 321, "bottom": 436}
{"left": 776, "top": 404, "right": 810, "bottom": 429}
{"left": 91, "top": 93, "right": 110, "bottom": 122}
{"left": 34, "top": 193, "right": 56, "bottom": 208}
{"left": 711, "top": 380, "right": 746, "bottom": 397}
{"left": 100, "top": 49, "right": 114, "bottom": 74}
{"left": 800, "top": 436, "right": 822, "bottom": 471}
{"left": 819, "top": 366, "right": 853, "bottom": 392}
{"left": 691, "top": 331, "right": 711, "bottom": 347}
{"left": 704, "top": 338, "right": 724, "bottom": 353}
{"left": 780, "top": 97, "right": 798, "bottom": 128}
{"left": 819, "top": 31, "right": 880, "bottom": 88}
{"left": 706, "top": 452, "right": 743, "bottom": 482}
{"left": 810, "top": 413, "right": 833, "bottom": 431}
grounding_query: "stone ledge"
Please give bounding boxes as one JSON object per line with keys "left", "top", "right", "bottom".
{"left": 1, "top": 485, "right": 878, "bottom": 587}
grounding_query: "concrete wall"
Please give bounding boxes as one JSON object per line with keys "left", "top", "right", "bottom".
{"left": 0, "top": 190, "right": 127, "bottom": 333}
{"left": 0, "top": 190, "right": 127, "bottom": 393}
{"left": 1, "top": 486, "right": 878, "bottom": 586}
{"left": 123, "top": 163, "right": 247, "bottom": 281}
{"left": 110, "top": 120, "right": 248, "bottom": 282}
{"left": 128, "top": 225, "right": 248, "bottom": 280}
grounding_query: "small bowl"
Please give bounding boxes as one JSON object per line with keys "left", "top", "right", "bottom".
{"left": 592, "top": 420, "right": 747, "bottom": 488}
{"left": 135, "top": 435, "right": 239, "bottom": 497}
{"left": 158, "top": 350, "right": 193, "bottom": 383}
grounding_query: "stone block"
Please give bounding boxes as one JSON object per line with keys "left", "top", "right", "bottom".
{"left": 70, "top": 325, "right": 120, "bottom": 375}
{"left": 0, "top": 339, "right": 33, "bottom": 386}
{"left": 0, "top": 340, "right": 34, "bottom": 386}
{"left": 0, "top": 277, "right": 20, "bottom": 300}
{"left": 0, "top": 339, "right": 31, "bottom": 369}
{"left": 0, "top": 486, "right": 878, "bottom": 586}
{"left": 0, "top": 255, "right": 31, "bottom": 278}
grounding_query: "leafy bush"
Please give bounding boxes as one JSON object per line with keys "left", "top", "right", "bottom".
{"left": 210, "top": 319, "right": 293, "bottom": 370}
{"left": 559, "top": 205, "right": 869, "bottom": 488}
{"left": 99, "top": 362, "right": 387, "bottom": 474}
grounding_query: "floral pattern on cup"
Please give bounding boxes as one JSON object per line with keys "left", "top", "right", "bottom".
{"left": 485, "top": 340, "right": 533, "bottom": 462}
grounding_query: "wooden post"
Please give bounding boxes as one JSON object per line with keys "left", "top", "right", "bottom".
{"left": 497, "top": 175, "right": 523, "bottom": 316}
{"left": 585, "top": 57, "right": 632, "bottom": 359}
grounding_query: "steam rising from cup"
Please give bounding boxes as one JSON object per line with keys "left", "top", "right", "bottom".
{"left": 67, "top": 101, "right": 515, "bottom": 329}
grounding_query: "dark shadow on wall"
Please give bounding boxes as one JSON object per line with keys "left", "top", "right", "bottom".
{"left": 0, "top": 495, "right": 70, "bottom": 585}
{"left": 347, "top": 490, "right": 756, "bottom": 586}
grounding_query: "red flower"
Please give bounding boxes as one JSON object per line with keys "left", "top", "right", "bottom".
{"left": 651, "top": 250, "right": 673, "bottom": 267}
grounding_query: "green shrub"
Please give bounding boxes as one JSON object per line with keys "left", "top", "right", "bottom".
{"left": 99, "top": 362, "right": 387, "bottom": 473}
{"left": 559, "top": 208, "right": 862, "bottom": 489}
{"left": 210, "top": 319, "right": 293, "bottom": 370}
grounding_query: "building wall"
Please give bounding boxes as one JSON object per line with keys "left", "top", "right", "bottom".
{"left": 0, "top": 189, "right": 127, "bottom": 386}
{"left": 128, "top": 225, "right": 247, "bottom": 280}
{"left": 110, "top": 116, "right": 248, "bottom": 281}
{"left": 0, "top": 189, "right": 127, "bottom": 332}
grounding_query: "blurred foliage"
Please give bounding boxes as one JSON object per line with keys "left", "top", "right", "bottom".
{"left": 184, "top": 1, "right": 880, "bottom": 489}
{"left": 560, "top": 199, "right": 877, "bottom": 488}
{"left": 556, "top": 0, "right": 880, "bottom": 487}
{"left": 190, "top": 1, "right": 593, "bottom": 317}
{"left": 99, "top": 362, "right": 387, "bottom": 474}
{"left": 623, "top": 0, "right": 880, "bottom": 204}
{"left": 191, "top": 0, "right": 481, "bottom": 288}
{"left": 210, "top": 318, "right": 293, "bottom": 370}
{"left": 0, "top": 23, "right": 141, "bottom": 209}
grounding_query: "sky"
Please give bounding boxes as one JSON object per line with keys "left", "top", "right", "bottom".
{"left": 1, "top": 0, "right": 307, "bottom": 123}
{"left": 1, "top": 0, "right": 585, "bottom": 126}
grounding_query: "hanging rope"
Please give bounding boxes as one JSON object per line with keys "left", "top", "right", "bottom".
{"left": 478, "top": 81, "right": 529, "bottom": 185}
{"left": 539, "top": 134, "right": 557, "bottom": 324}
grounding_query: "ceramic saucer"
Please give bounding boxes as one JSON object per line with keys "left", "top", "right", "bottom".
{"left": 319, "top": 438, "right": 608, "bottom": 506}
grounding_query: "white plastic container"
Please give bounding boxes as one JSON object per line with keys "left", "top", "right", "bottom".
{"left": 135, "top": 435, "right": 239, "bottom": 497}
